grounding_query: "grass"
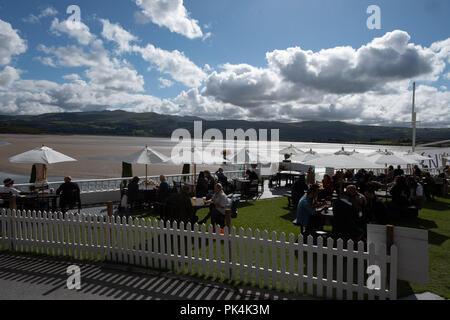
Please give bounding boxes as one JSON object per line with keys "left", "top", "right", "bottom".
{"left": 195, "top": 195, "right": 450, "bottom": 299}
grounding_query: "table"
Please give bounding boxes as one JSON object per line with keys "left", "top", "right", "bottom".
{"left": 16, "top": 193, "right": 59, "bottom": 212}
{"left": 279, "top": 171, "right": 303, "bottom": 186}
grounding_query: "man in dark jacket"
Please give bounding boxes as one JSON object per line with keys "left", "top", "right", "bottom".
{"left": 56, "top": 176, "right": 81, "bottom": 213}
{"left": 363, "top": 183, "right": 389, "bottom": 225}
{"left": 332, "top": 190, "right": 363, "bottom": 242}
{"left": 166, "top": 185, "right": 195, "bottom": 225}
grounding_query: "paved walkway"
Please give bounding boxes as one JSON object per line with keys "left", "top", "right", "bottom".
{"left": 0, "top": 253, "right": 310, "bottom": 300}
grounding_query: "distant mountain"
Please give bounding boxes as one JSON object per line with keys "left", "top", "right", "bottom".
{"left": 1, "top": 110, "right": 449, "bottom": 146}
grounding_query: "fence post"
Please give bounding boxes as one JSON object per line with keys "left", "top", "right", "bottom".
{"left": 9, "top": 195, "right": 17, "bottom": 210}
{"left": 386, "top": 225, "right": 394, "bottom": 255}
{"left": 7, "top": 209, "right": 15, "bottom": 251}
{"left": 107, "top": 201, "right": 114, "bottom": 218}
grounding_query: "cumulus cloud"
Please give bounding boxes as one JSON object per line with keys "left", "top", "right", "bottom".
{"left": 134, "top": 0, "right": 203, "bottom": 39}
{"left": 0, "top": 66, "right": 21, "bottom": 90}
{"left": 99, "top": 19, "right": 206, "bottom": 88}
{"left": 0, "top": 19, "right": 27, "bottom": 65}
{"left": 158, "top": 77, "right": 174, "bottom": 88}
{"left": 133, "top": 44, "right": 206, "bottom": 87}
{"left": 50, "top": 18, "right": 95, "bottom": 46}
{"left": 23, "top": 7, "right": 58, "bottom": 24}
{"left": 100, "top": 19, "right": 138, "bottom": 52}
{"left": 202, "top": 30, "right": 450, "bottom": 123}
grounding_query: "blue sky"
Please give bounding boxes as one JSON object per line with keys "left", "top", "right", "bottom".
{"left": 0, "top": 0, "right": 449, "bottom": 126}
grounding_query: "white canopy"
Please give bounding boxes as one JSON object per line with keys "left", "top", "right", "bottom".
{"left": 366, "top": 150, "right": 418, "bottom": 166}
{"left": 303, "top": 147, "right": 384, "bottom": 169}
{"left": 168, "top": 147, "right": 229, "bottom": 165}
{"left": 401, "top": 151, "right": 431, "bottom": 162}
{"left": 279, "top": 144, "right": 303, "bottom": 155}
{"left": 124, "top": 146, "right": 168, "bottom": 164}
{"left": 9, "top": 146, "right": 77, "bottom": 164}
{"left": 291, "top": 148, "right": 321, "bottom": 163}
{"left": 229, "top": 148, "right": 274, "bottom": 164}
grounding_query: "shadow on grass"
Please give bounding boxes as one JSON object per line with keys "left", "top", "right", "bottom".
{"left": 422, "top": 199, "right": 450, "bottom": 212}
{"left": 428, "top": 230, "right": 450, "bottom": 246}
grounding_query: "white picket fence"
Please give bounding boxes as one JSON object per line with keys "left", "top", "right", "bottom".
{"left": 0, "top": 208, "right": 397, "bottom": 300}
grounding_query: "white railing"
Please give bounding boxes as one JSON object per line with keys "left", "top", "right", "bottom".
{"left": 0, "top": 208, "right": 397, "bottom": 300}
{"left": 13, "top": 170, "right": 244, "bottom": 194}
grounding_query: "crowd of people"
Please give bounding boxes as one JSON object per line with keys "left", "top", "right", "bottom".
{"left": 293, "top": 165, "right": 447, "bottom": 242}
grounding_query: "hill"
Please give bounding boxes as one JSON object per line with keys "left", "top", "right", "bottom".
{"left": 1, "top": 110, "right": 449, "bottom": 146}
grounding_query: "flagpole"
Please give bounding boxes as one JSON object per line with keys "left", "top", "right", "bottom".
{"left": 412, "top": 82, "right": 417, "bottom": 152}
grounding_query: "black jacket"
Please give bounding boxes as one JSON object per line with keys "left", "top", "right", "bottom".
{"left": 56, "top": 182, "right": 81, "bottom": 207}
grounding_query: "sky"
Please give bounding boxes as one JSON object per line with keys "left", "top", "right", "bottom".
{"left": 0, "top": 0, "right": 449, "bottom": 127}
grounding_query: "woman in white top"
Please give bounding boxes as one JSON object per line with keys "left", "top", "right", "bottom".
{"left": 406, "top": 177, "right": 424, "bottom": 209}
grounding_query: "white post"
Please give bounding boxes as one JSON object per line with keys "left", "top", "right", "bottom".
{"left": 412, "top": 82, "right": 417, "bottom": 152}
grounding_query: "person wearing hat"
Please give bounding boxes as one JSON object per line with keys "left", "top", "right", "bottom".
{"left": 0, "top": 178, "right": 21, "bottom": 195}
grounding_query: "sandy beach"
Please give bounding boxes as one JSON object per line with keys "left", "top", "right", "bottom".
{"left": 0, "top": 134, "right": 192, "bottom": 180}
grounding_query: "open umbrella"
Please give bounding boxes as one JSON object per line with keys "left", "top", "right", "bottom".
{"left": 167, "top": 147, "right": 229, "bottom": 196}
{"left": 9, "top": 145, "right": 77, "bottom": 194}
{"left": 124, "top": 146, "right": 169, "bottom": 189}
{"left": 279, "top": 144, "right": 303, "bottom": 156}
{"left": 291, "top": 148, "right": 321, "bottom": 163}
{"left": 9, "top": 146, "right": 77, "bottom": 164}
{"left": 366, "top": 150, "right": 418, "bottom": 166}
{"left": 303, "top": 147, "right": 384, "bottom": 169}
{"left": 401, "top": 150, "right": 431, "bottom": 162}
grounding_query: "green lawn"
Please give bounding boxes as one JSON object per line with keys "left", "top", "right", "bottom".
{"left": 196, "top": 195, "right": 450, "bottom": 299}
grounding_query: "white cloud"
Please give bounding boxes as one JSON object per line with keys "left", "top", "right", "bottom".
{"left": 100, "top": 19, "right": 138, "bottom": 52}
{"left": 134, "top": 0, "right": 203, "bottom": 39}
{"left": 50, "top": 18, "right": 95, "bottom": 46}
{"left": 0, "top": 19, "right": 27, "bottom": 65}
{"left": 23, "top": 7, "right": 58, "bottom": 24}
{"left": 133, "top": 44, "right": 206, "bottom": 87}
{"left": 158, "top": 77, "right": 174, "bottom": 88}
{"left": 0, "top": 66, "right": 20, "bottom": 90}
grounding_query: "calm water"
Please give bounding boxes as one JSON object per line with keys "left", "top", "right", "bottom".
{"left": 0, "top": 134, "right": 448, "bottom": 183}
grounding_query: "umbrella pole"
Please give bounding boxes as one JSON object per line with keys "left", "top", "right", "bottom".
{"left": 194, "top": 163, "right": 197, "bottom": 197}
{"left": 146, "top": 164, "right": 148, "bottom": 190}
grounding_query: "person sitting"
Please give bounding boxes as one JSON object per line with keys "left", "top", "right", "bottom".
{"left": 346, "top": 184, "right": 366, "bottom": 215}
{"left": 306, "top": 166, "right": 315, "bottom": 185}
{"left": 245, "top": 169, "right": 259, "bottom": 182}
{"left": 363, "top": 183, "right": 389, "bottom": 225}
{"left": 204, "top": 170, "right": 216, "bottom": 193}
{"left": 56, "top": 176, "right": 81, "bottom": 214}
{"left": 200, "top": 183, "right": 229, "bottom": 228}
{"left": 295, "top": 184, "right": 325, "bottom": 236}
{"left": 332, "top": 190, "right": 363, "bottom": 242}
{"left": 332, "top": 170, "right": 344, "bottom": 196}
{"left": 413, "top": 165, "right": 422, "bottom": 178}
{"left": 166, "top": 185, "right": 195, "bottom": 226}
{"left": 423, "top": 172, "right": 436, "bottom": 201}
{"left": 215, "top": 168, "right": 230, "bottom": 193}
{"left": 387, "top": 166, "right": 395, "bottom": 183}
{"left": 393, "top": 165, "right": 404, "bottom": 178}
{"left": 407, "top": 177, "right": 424, "bottom": 213}
{"left": 0, "top": 178, "right": 21, "bottom": 195}
{"left": 387, "top": 176, "right": 410, "bottom": 218}
{"left": 126, "top": 176, "right": 140, "bottom": 211}
{"left": 292, "top": 175, "right": 308, "bottom": 208}
{"left": 321, "top": 174, "right": 334, "bottom": 199}
{"left": 344, "top": 169, "right": 354, "bottom": 181}
{"left": 157, "top": 175, "right": 170, "bottom": 203}
{"left": 196, "top": 171, "right": 209, "bottom": 198}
